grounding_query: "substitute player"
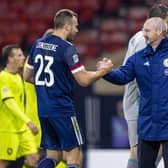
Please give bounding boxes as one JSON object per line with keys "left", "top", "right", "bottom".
{"left": 24, "top": 9, "right": 113, "bottom": 168}
{"left": 0, "top": 44, "right": 39, "bottom": 168}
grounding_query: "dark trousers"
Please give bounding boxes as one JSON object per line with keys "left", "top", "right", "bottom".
{"left": 7, "top": 157, "right": 24, "bottom": 168}
{"left": 138, "top": 138, "right": 168, "bottom": 168}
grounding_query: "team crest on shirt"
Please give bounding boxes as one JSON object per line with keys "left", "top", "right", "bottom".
{"left": 7, "top": 148, "right": 13, "bottom": 155}
{"left": 163, "top": 59, "right": 168, "bottom": 67}
{"left": 2, "top": 87, "right": 9, "bottom": 94}
{"left": 72, "top": 54, "right": 79, "bottom": 63}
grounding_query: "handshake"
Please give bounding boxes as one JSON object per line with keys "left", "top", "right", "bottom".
{"left": 96, "top": 57, "right": 113, "bottom": 74}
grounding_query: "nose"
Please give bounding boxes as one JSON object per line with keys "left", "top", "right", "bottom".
{"left": 143, "top": 31, "right": 147, "bottom": 37}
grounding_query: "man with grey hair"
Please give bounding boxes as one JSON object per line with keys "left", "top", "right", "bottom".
{"left": 97, "top": 17, "right": 168, "bottom": 168}
{"left": 122, "top": 4, "right": 168, "bottom": 168}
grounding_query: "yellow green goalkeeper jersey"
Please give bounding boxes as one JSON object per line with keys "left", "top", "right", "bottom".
{"left": 24, "top": 81, "right": 41, "bottom": 147}
{"left": 0, "top": 70, "right": 27, "bottom": 133}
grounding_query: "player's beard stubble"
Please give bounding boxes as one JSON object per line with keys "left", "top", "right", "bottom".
{"left": 67, "top": 31, "right": 77, "bottom": 42}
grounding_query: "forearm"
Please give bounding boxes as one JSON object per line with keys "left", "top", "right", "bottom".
{"left": 23, "top": 74, "right": 34, "bottom": 84}
{"left": 86, "top": 69, "right": 108, "bottom": 85}
{"left": 4, "top": 98, "right": 31, "bottom": 123}
{"left": 74, "top": 69, "right": 107, "bottom": 87}
{"left": 103, "top": 70, "right": 131, "bottom": 85}
{"left": 24, "top": 77, "right": 34, "bottom": 84}
{"left": 23, "top": 67, "right": 34, "bottom": 84}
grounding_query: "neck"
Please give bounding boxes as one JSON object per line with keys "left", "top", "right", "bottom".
{"left": 151, "top": 37, "right": 163, "bottom": 50}
{"left": 5, "top": 64, "right": 19, "bottom": 74}
{"left": 53, "top": 29, "right": 67, "bottom": 40}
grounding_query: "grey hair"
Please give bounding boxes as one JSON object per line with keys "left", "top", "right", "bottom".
{"left": 147, "top": 17, "right": 167, "bottom": 36}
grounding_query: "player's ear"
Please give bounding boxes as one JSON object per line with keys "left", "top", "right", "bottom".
{"left": 64, "top": 24, "right": 71, "bottom": 32}
{"left": 8, "top": 55, "right": 14, "bottom": 63}
{"left": 155, "top": 28, "right": 162, "bottom": 36}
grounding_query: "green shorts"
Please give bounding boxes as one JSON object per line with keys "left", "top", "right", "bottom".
{"left": 0, "top": 129, "right": 37, "bottom": 160}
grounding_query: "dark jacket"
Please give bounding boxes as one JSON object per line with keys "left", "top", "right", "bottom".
{"left": 104, "top": 36, "right": 168, "bottom": 140}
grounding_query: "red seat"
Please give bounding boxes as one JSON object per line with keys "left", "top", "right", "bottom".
{"left": 75, "top": 30, "right": 98, "bottom": 61}
{"left": 99, "top": 18, "right": 128, "bottom": 52}
{"left": 12, "top": 21, "right": 28, "bottom": 35}
{"left": 81, "top": 0, "right": 100, "bottom": 10}
{"left": 128, "top": 6, "right": 148, "bottom": 21}
{"left": 62, "top": 0, "right": 80, "bottom": 12}
{"left": 26, "top": 33, "right": 42, "bottom": 47}
{"left": 100, "top": 19, "right": 118, "bottom": 33}
{"left": 3, "top": 32, "right": 22, "bottom": 45}
{"left": 79, "top": 8, "right": 96, "bottom": 24}
{"left": 128, "top": 20, "right": 144, "bottom": 36}
{"left": 100, "top": 31, "right": 128, "bottom": 52}
{"left": 103, "top": 0, "right": 121, "bottom": 14}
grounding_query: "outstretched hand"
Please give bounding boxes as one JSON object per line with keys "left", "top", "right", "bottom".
{"left": 96, "top": 57, "right": 113, "bottom": 73}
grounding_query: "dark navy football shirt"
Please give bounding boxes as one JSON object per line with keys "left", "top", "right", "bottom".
{"left": 27, "top": 35, "right": 84, "bottom": 117}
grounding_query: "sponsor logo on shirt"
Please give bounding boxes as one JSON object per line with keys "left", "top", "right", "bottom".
{"left": 163, "top": 58, "right": 168, "bottom": 67}
{"left": 2, "top": 87, "right": 9, "bottom": 94}
{"left": 144, "top": 61, "right": 150, "bottom": 66}
{"left": 72, "top": 54, "right": 79, "bottom": 63}
{"left": 7, "top": 148, "right": 13, "bottom": 155}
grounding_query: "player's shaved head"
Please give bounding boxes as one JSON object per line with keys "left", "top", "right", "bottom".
{"left": 144, "top": 17, "right": 167, "bottom": 35}
{"left": 54, "top": 9, "right": 78, "bottom": 29}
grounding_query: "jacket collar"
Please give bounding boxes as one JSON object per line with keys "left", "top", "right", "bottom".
{"left": 142, "top": 36, "right": 168, "bottom": 57}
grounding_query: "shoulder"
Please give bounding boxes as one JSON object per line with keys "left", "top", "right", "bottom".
{"left": 62, "top": 40, "right": 76, "bottom": 51}
{"left": 0, "top": 71, "right": 10, "bottom": 90}
{"left": 129, "top": 31, "right": 145, "bottom": 47}
{"left": 0, "top": 71, "right": 8, "bottom": 80}
{"left": 62, "top": 40, "right": 77, "bottom": 55}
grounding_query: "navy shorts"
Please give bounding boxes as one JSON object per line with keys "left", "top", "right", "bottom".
{"left": 39, "top": 115, "right": 84, "bottom": 150}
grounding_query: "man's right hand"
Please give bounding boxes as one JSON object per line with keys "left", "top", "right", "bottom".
{"left": 27, "top": 121, "right": 39, "bottom": 135}
{"left": 96, "top": 57, "right": 113, "bottom": 73}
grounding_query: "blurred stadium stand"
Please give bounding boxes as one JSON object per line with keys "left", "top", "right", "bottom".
{"left": 1, "top": 0, "right": 167, "bottom": 61}
{"left": 1, "top": 2, "right": 168, "bottom": 166}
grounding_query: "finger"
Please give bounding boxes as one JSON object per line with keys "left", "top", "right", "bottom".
{"left": 103, "top": 57, "right": 108, "bottom": 62}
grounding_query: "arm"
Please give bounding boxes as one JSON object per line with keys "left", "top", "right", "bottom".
{"left": 73, "top": 66, "right": 112, "bottom": 87}
{"left": 103, "top": 69, "right": 132, "bottom": 85}
{"left": 102, "top": 56, "right": 136, "bottom": 85}
{"left": 23, "top": 67, "right": 34, "bottom": 84}
{"left": 23, "top": 47, "right": 35, "bottom": 84}
{"left": 5, "top": 98, "right": 30, "bottom": 123}
{"left": 64, "top": 46, "right": 112, "bottom": 86}
{"left": 4, "top": 98, "right": 38, "bottom": 134}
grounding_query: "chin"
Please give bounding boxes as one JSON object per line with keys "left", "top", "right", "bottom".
{"left": 67, "top": 37, "right": 74, "bottom": 42}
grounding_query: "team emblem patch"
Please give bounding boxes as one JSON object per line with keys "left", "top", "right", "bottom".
{"left": 7, "top": 148, "right": 13, "bottom": 155}
{"left": 72, "top": 54, "right": 79, "bottom": 63}
{"left": 2, "top": 87, "right": 9, "bottom": 94}
{"left": 163, "top": 59, "right": 168, "bottom": 67}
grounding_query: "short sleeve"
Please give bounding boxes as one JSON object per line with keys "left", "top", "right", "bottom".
{"left": 0, "top": 85, "right": 13, "bottom": 100}
{"left": 64, "top": 45, "right": 84, "bottom": 74}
